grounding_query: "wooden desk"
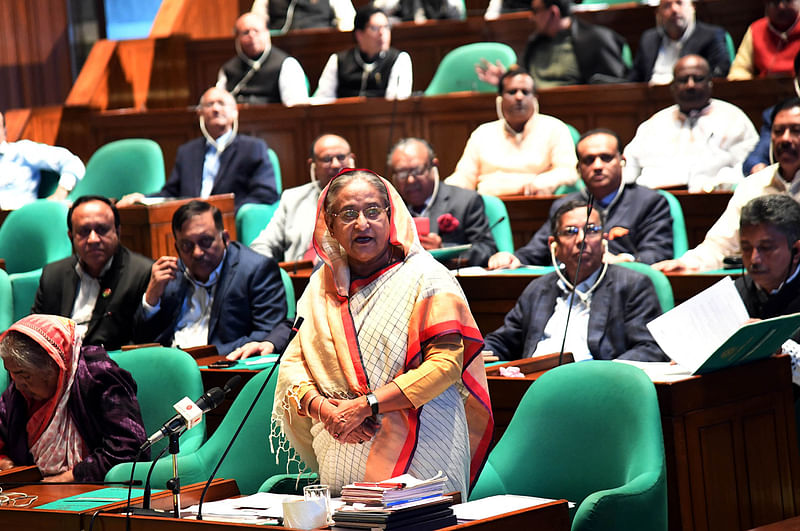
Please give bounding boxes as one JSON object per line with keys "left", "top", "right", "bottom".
{"left": 487, "top": 356, "right": 800, "bottom": 531}
{"left": 0, "top": 478, "right": 238, "bottom": 531}
{"left": 118, "top": 194, "right": 237, "bottom": 260}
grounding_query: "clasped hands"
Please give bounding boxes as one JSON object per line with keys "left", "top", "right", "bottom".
{"left": 318, "top": 396, "right": 379, "bottom": 445}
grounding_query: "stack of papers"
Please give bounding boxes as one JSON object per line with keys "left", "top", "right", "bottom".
{"left": 180, "top": 492, "right": 299, "bottom": 524}
{"left": 334, "top": 473, "right": 455, "bottom": 530}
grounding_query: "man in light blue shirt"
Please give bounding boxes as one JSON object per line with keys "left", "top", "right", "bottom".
{"left": 0, "top": 111, "right": 85, "bottom": 209}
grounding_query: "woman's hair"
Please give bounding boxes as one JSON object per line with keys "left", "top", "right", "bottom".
{"left": 0, "top": 330, "right": 59, "bottom": 377}
{"left": 324, "top": 170, "right": 391, "bottom": 214}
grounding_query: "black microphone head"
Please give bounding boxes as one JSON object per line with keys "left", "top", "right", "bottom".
{"left": 223, "top": 375, "right": 242, "bottom": 395}
{"left": 292, "top": 316, "right": 304, "bottom": 332}
{"left": 195, "top": 387, "right": 226, "bottom": 412}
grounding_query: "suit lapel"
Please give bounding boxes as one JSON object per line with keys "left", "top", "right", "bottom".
{"left": 61, "top": 258, "right": 80, "bottom": 316}
{"left": 85, "top": 251, "right": 123, "bottom": 340}
{"left": 212, "top": 137, "right": 238, "bottom": 193}
{"left": 587, "top": 274, "right": 612, "bottom": 355}
{"left": 207, "top": 244, "right": 237, "bottom": 338}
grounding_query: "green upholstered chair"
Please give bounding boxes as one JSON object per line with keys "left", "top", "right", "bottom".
{"left": 0, "top": 268, "right": 13, "bottom": 332}
{"left": 37, "top": 169, "right": 61, "bottom": 198}
{"left": 565, "top": 123, "right": 580, "bottom": 145}
{"left": 9, "top": 268, "right": 42, "bottom": 322}
{"left": 480, "top": 194, "right": 514, "bottom": 253}
{"left": 0, "top": 361, "right": 8, "bottom": 393}
{"left": 280, "top": 268, "right": 296, "bottom": 321}
{"left": 655, "top": 189, "right": 689, "bottom": 259}
{"left": 268, "top": 148, "right": 282, "bottom": 196}
{"left": 108, "top": 347, "right": 207, "bottom": 457}
{"left": 0, "top": 200, "right": 72, "bottom": 274}
{"left": 617, "top": 261, "right": 674, "bottom": 312}
{"left": 425, "top": 42, "right": 517, "bottom": 96}
{"left": 69, "top": 139, "right": 165, "bottom": 200}
{"left": 105, "top": 364, "right": 303, "bottom": 495}
{"left": 725, "top": 31, "right": 736, "bottom": 63}
{"left": 470, "top": 361, "right": 667, "bottom": 531}
{"left": 235, "top": 202, "right": 280, "bottom": 246}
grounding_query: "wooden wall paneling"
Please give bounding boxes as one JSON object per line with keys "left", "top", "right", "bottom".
{"left": 185, "top": 39, "right": 231, "bottom": 104}
{"left": 151, "top": 0, "right": 240, "bottom": 39}
{"left": 0, "top": 0, "right": 73, "bottom": 111}
{"left": 145, "top": 36, "right": 192, "bottom": 109}
{"left": 67, "top": 40, "right": 129, "bottom": 110}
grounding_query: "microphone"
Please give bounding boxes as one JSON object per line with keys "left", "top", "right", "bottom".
{"left": 196, "top": 316, "right": 304, "bottom": 520}
{"left": 488, "top": 215, "right": 506, "bottom": 233}
{"left": 140, "top": 376, "right": 242, "bottom": 452}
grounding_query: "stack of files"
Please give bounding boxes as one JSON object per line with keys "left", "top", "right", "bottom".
{"left": 332, "top": 496, "right": 455, "bottom": 530}
{"left": 333, "top": 473, "right": 455, "bottom": 530}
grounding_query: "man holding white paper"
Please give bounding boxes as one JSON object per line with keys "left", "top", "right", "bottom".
{"left": 735, "top": 194, "right": 800, "bottom": 384}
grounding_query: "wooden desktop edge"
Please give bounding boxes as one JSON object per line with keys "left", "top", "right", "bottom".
{"left": 485, "top": 352, "right": 575, "bottom": 378}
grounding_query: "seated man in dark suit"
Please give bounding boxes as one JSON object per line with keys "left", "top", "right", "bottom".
{"left": 388, "top": 137, "right": 497, "bottom": 266}
{"left": 629, "top": 0, "right": 730, "bottom": 84}
{"left": 489, "top": 129, "right": 673, "bottom": 269}
{"left": 33, "top": 195, "right": 152, "bottom": 351}
{"left": 735, "top": 194, "right": 800, "bottom": 385}
{"left": 477, "top": 0, "right": 629, "bottom": 87}
{"left": 118, "top": 87, "right": 278, "bottom": 211}
{"left": 483, "top": 199, "right": 667, "bottom": 362}
{"left": 134, "top": 200, "right": 290, "bottom": 356}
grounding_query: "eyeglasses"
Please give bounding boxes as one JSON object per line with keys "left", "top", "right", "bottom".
{"left": 366, "top": 23, "right": 390, "bottom": 33}
{"left": 674, "top": 74, "right": 710, "bottom": 84}
{"left": 556, "top": 224, "right": 603, "bottom": 240}
{"left": 329, "top": 206, "right": 389, "bottom": 224}
{"left": 177, "top": 234, "right": 221, "bottom": 254}
{"left": 316, "top": 153, "right": 351, "bottom": 165}
{"left": 579, "top": 153, "right": 617, "bottom": 165}
{"left": 393, "top": 165, "right": 430, "bottom": 181}
{"left": 0, "top": 491, "right": 38, "bottom": 507}
{"left": 74, "top": 224, "right": 114, "bottom": 238}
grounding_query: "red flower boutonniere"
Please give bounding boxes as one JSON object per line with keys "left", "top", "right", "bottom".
{"left": 437, "top": 213, "right": 460, "bottom": 234}
{"left": 102, "top": 288, "right": 112, "bottom": 298}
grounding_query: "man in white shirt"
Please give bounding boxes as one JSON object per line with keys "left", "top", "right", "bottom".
{"left": 655, "top": 97, "right": 800, "bottom": 272}
{"left": 250, "top": 134, "right": 355, "bottom": 262}
{"left": 623, "top": 54, "right": 758, "bottom": 192}
{"left": 313, "top": 5, "right": 412, "bottom": 102}
{"left": 445, "top": 68, "right": 577, "bottom": 196}
{"left": 217, "top": 12, "right": 309, "bottom": 106}
{"left": 0, "top": 111, "right": 85, "bottom": 209}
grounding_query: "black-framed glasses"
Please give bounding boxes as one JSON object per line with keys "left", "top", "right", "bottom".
{"left": 316, "top": 153, "right": 351, "bottom": 165}
{"left": 393, "top": 165, "right": 430, "bottom": 181}
{"left": 556, "top": 224, "right": 603, "bottom": 240}
{"left": 74, "top": 224, "right": 114, "bottom": 238}
{"left": 176, "top": 234, "right": 221, "bottom": 254}
{"left": 329, "top": 206, "right": 389, "bottom": 224}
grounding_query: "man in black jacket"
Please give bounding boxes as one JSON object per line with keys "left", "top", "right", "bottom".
{"left": 629, "top": 0, "right": 730, "bottom": 83}
{"left": 33, "top": 195, "right": 152, "bottom": 350}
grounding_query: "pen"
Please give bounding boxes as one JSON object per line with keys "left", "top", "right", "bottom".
{"left": 353, "top": 482, "right": 406, "bottom": 488}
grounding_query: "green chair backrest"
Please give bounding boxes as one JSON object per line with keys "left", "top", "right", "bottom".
{"left": 106, "top": 365, "right": 303, "bottom": 495}
{"left": 554, "top": 178, "right": 585, "bottom": 196}
{"left": 425, "top": 42, "right": 517, "bottom": 96}
{"left": 0, "top": 361, "right": 8, "bottom": 393}
{"left": 9, "top": 268, "right": 42, "bottom": 322}
{"left": 69, "top": 139, "right": 165, "bottom": 200}
{"left": 268, "top": 148, "right": 282, "bottom": 196}
{"left": 565, "top": 123, "right": 580, "bottom": 145}
{"left": 470, "top": 361, "right": 667, "bottom": 531}
{"left": 235, "top": 202, "right": 280, "bottom": 246}
{"left": 279, "top": 268, "right": 296, "bottom": 320}
{"left": 0, "top": 268, "right": 13, "bottom": 332}
{"left": 655, "top": 189, "right": 688, "bottom": 259}
{"left": 0, "top": 200, "right": 72, "bottom": 274}
{"left": 622, "top": 42, "right": 633, "bottom": 69}
{"left": 725, "top": 31, "right": 736, "bottom": 63}
{"left": 109, "top": 347, "right": 206, "bottom": 457}
{"left": 617, "top": 261, "right": 674, "bottom": 312}
{"left": 480, "top": 194, "right": 514, "bottom": 253}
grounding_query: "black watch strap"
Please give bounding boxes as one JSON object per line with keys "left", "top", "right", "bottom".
{"left": 366, "top": 393, "right": 379, "bottom": 415}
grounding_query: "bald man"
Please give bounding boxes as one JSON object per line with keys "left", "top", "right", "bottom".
{"left": 623, "top": 54, "right": 757, "bottom": 192}
{"left": 250, "top": 134, "right": 355, "bottom": 261}
{"left": 119, "top": 87, "right": 278, "bottom": 210}
{"left": 217, "top": 12, "right": 309, "bottom": 106}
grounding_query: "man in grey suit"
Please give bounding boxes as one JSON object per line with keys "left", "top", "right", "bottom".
{"left": 483, "top": 198, "right": 667, "bottom": 362}
{"left": 388, "top": 137, "right": 497, "bottom": 266}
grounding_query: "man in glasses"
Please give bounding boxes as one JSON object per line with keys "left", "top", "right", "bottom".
{"left": 32, "top": 195, "right": 153, "bottom": 350}
{"left": 483, "top": 199, "right": 667, "bottom": 361}
{"left": 623, "top": 55, "right": 757, "bottom": 192}
{"left": 251, "top": 134, "right": 355, "bottom": 262}
{"left": 134, "top": 200, "right": 290, "bottom": 356}
{"left": 489, "top": 129, "right": 673, "bottom": 269}
{"left": 388, "top": 137, "right": 496, "bottom": 266}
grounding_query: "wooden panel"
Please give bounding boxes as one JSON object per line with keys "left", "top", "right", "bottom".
{"left": 150, "top": 0, "right": 242, "bottom": 39}
{"left": 0, "top": 0, "right": 73, "bottom": 111}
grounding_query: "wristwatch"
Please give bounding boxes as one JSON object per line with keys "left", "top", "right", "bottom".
{"left": 366, "top": 393, "right": 379, "bottom": 416}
